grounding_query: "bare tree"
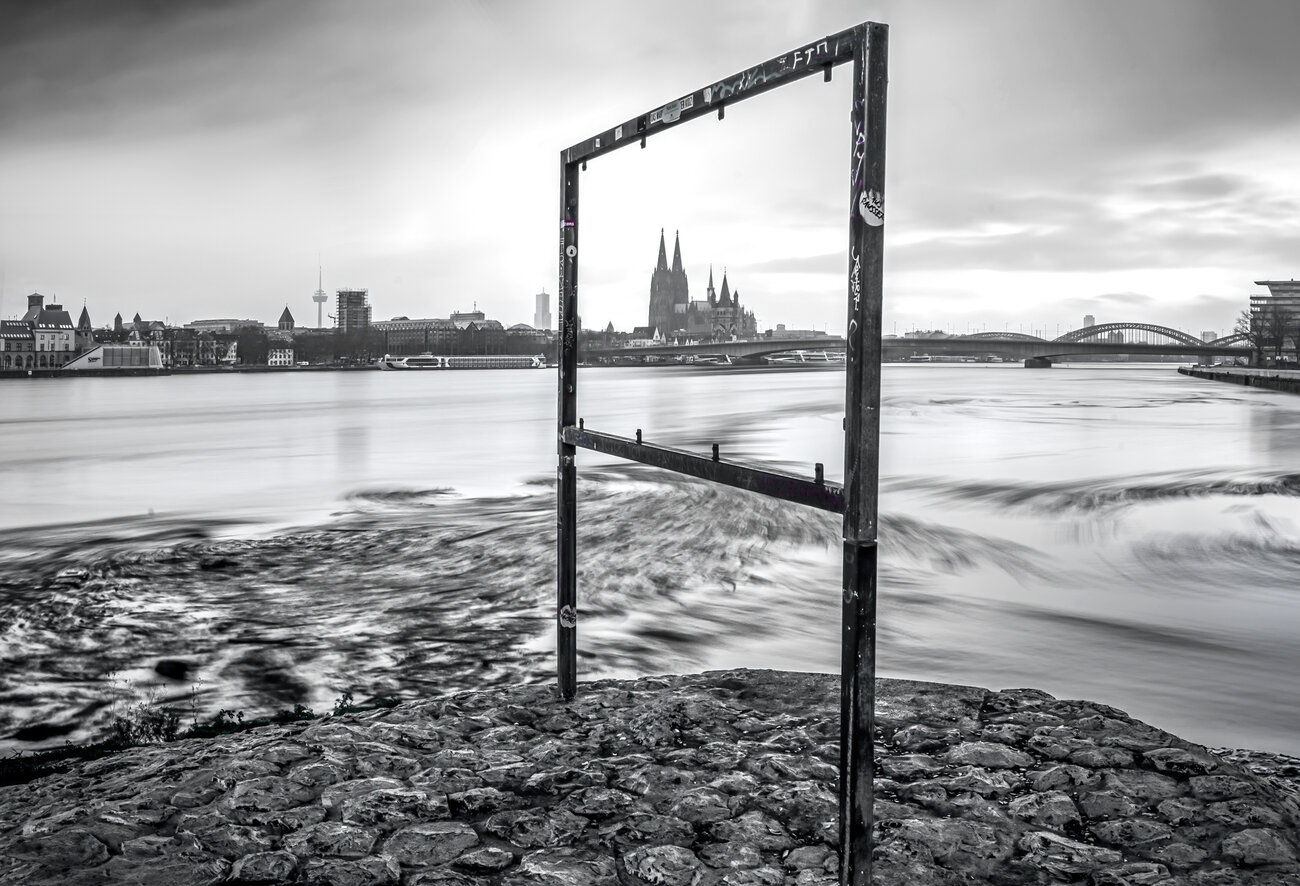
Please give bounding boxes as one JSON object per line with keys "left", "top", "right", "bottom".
{"left": 1237, "top": 305, "right": 1290, "bottom": 365}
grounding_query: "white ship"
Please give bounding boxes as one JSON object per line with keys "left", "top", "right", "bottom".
{"left": 378, "top": 354, "right": 545, "bottom": 370}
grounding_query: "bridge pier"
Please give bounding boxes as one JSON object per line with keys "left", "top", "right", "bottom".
{"left": 1023, "top": 357, "right": 1053, "bottom": 368}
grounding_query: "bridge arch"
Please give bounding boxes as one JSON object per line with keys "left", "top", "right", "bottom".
{"left": 1054, "top": 322, "right": 1207, "bottom": 348}
{"left": 1207, "top": 331, "right": 1249, "bottom": 347}
{"left": 962, "top": 331, "right": 1048, "bottom": 342}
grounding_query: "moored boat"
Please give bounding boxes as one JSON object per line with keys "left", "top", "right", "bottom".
{"left": 378, "top": 354, "right": 545, "bottom": 370}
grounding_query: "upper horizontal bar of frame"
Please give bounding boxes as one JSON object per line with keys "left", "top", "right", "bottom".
{"left": 563, "top": 24, "right": 865, "bottom": 165}
{"left": 562, "top": 425, "right": 845, "bottom": 514}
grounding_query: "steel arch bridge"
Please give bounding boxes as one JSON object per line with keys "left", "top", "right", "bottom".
{"left": 1054, "top": 322, "right": 1207, "bottom": 347}
{"left": 964, "top": 331, "right": 1048, "bottom": 342}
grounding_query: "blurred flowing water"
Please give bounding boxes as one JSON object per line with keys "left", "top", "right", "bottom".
{"left": 2, "top": 364, "right": 1298, "bottom": 756}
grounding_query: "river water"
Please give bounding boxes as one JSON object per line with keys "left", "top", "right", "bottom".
{"left": 1, "top": 364, "right": 1297, "bottom": 756}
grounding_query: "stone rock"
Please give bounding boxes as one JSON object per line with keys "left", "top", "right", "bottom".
{"left": 1070, "top": 745, "right": 1136, "bottom": 769}
{"left": 1189, "top": 775, "right": 1254, "bottom": 802}
{"left": 321, "top": 778, "right": 407, "bottom": 811}
{"left": 709, "top": 811, "right": 796, "bottom": 851}
{"left": 298, "top": 854, "right": 401, "bottom": 886}
{"left": 876, "top": 817, "right": 1013, "bottom": 872}
{"left": 448, "top": 787, "right": 523, "bottom": 817}
{"left": 454, "top": 845, "right": 515, "bottom": 872}
{"left": 1100, "top": 769, "right": 1184, "bottom": 805}
{"left": 598, "top": 812, "right": 695, "bottom": 849}
{"left": 1203, "top": 799, "right": 1285, "bottom": 828}
{"left": 564, "top": 786, "right": 636, "bottom": 819}
{"left": 699, "top": 841, "right": 763, "bottom": 870}
{"left": 1031, "top": 764, "right": 1100, "bottom": 792}
{"left": 1147, "top": 841, "right": 1210, "bottom": 869}
{"left": 382, "top": 821, "right": 479, "bottom": 866}
{"left": 288, "top": 759, "right": 350, "bottom": 788}
{"left": 1156, "top": 797, "right": 1203, "bottom": 826}
{"left": 227, "top": 850, "right": 299, "bottom": 883}
{"left": 1090, "top": 818, "right": 1175, "bottom": 847}
{"left": 879, "top": 754, "right": 944, "bottom": 780}
{"left": 1143, "top": 747, "right": 1218, "bottom": 777}
{"left": 341, "top": 787, "right": 449, "bottom": 829}
{"left": 943, "top": 741, "right": 1034, "bottom": 769}
{"left": 1220, "top": 828, "right": 1298, "bottom": 866}
{"left": 96, "top": 855, "right": 231, "bottom": 885}
{"left": 486, "top": 808, "right": 588, "bottom": 849}
{"left": 709, "top": 771, "right": 762, "bottom": 796}
{"left": 176, "top": 817, "right": 275, "bottom": 859}
{"left": 1079, "top": 790, "right": 1142, "bottom": 821}
{"left": 1018, "top": 831, "right": 1123, "bottom": 878}
{"left": 782, "top": 845, "right": 834, "bottom": 872}
{"left": 282, "top": 822, "right": 379, "bottom": 859}
{"left": 755, "top": 782, "right": 836, "bottom": 840}
{"left": 1028, "top": 726, "right": 1093, "bottom": 760}
{"left": 5, "top": 828, "right": 109, "bottom": 868}
{"left": 665, "top": 786, "right": 733, "bottom": 823}
{"left": 891, "top": 723, "right": 958, "bottom": 752}
{"left": 703, "top": 866, "right": 787, "bottom": 885}
{"left": 508, "top": 847, "right": 618, "bottom": 886}
{"left": 1090, "top": 861, "right": 1172, "bottom": 885}
{"left": 622, "top": 844, "right": 701, "bottom": 886}
{"left": 946, "top": 794, "right": 1011, "bottom": 823}
{"left": 935, "top": 766, "right": 1023, "bottom": 797}
{"left": 980, "top": 723, "right": 1030, "bottom": 746}
{"left": 1008, "top": 790, "right": 1081, "bottom": 829}
{"left": 224, "top": 775, "right": 316, "bottom": 815}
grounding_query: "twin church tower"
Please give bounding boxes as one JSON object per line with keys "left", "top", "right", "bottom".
{"left": 646, "top": 230, "right": 758, "bottom": 341}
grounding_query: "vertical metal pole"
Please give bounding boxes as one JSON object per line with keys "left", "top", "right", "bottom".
{"left": 840, "top": 22, "right": 887, "bottom": 886}
{"left": 557, "top": 155, "right": 580, "bottom": 700}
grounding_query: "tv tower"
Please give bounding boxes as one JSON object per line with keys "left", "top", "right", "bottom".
{"left": 312, "top": 266, "right": 328, "bottom": 328}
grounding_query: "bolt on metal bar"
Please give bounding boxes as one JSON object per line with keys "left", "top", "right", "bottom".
{"left": 562, "top": 426, "right": 845, "bottom": 513}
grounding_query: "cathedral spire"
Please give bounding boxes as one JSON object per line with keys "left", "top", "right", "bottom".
{"left": 718, "top": 269, "right": 732, "bottom": 307}
{"left": 656, "top": 228, "right": 668, "bottom": 272}
{"left": 671, "top": 230, "right": 683, "bottom": 275}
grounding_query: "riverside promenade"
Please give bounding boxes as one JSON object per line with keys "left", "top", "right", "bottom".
{"left": 1, "top": 669, "right": 1297, "bottom": 885}
{"left": 1179, "top": 365, "right": 1300, "bottom": 395}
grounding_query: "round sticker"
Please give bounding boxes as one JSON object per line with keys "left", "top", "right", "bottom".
{"left": 565, "top": 245, "right": 577, "bottom": 258}
{"left": 860, "top": 189, "right": 884, "bottom": 226}
{"left": 559, "top": 604, "right": 577, "bottom": 628}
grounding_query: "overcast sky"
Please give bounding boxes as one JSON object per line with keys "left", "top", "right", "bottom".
{"left": 3, "top": 0, "right": 1298, "bottom": 338}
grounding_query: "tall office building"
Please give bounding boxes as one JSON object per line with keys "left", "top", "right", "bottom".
{"left": 534, "top": 291, "right": 552, "bottom": 331}
{"left": 336, "top": 289, "right": 371, "bottom": 333}
{"left": 1083, "top": 314, "right": 1095, "bottom": 328}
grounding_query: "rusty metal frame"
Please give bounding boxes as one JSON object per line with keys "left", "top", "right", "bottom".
{"left": 557, "top": 22, "right": 887, "bottom": 886}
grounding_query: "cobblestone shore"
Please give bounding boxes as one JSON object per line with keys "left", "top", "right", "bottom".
{"left": 1, "top": 669, "right": 1297, "bottom": 885}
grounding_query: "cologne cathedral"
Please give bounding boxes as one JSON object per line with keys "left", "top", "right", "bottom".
{"left": 646, "top": 230, "right": 758, "bottom": 341}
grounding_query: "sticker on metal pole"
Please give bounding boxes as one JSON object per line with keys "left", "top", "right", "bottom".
{"left": 565, "top": 245, "right": 577, "bottom": 258}
{"left": 859, "top": 189, "right": 884, "bottom": 226}
{"left": 559, "top": 604, "right": 578, "bottom": 628}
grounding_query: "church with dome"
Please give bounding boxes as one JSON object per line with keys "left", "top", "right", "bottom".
{"left": 644, "top": 230, "right": 758, "bottom": 342}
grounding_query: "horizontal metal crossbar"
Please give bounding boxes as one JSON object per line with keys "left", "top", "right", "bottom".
{"left": 563, "top": 25, "right": 860, "bottom": 165}
{"left": 562, "top": 425, "right": 845, "bottom": 513}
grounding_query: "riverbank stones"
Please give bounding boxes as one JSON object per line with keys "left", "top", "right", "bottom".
{"left": 1, "top": 669, "right": 1297, "bottom": 885}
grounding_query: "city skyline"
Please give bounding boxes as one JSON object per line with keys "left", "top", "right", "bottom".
{"left": 3, "top": 1, "right": 1299, "bottom": 337}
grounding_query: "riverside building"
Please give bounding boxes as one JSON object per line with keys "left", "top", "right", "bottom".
{"left": 0, "top": 293, "right": 76, "bottom": 370}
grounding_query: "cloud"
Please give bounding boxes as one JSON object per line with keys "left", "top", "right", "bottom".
{"left": 746, "top": 252, "right": 845, "bottom": 275}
